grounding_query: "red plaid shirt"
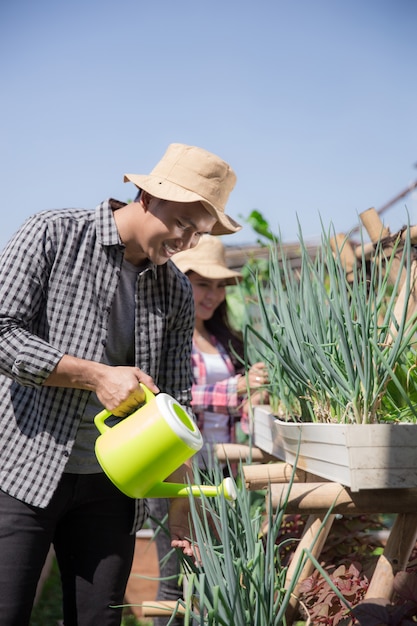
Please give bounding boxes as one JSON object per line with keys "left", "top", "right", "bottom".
{"left": 191, "top": 337, "right": 248, "bottom": 442}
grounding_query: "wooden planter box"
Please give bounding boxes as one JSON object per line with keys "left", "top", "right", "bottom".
{"left": 253, "top": 406, "right": 417, "bottom": 492}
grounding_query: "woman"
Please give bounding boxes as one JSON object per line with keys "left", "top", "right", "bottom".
{"left": 147, "top": 235, "right": 267, "bottom": 626}
{"left": 175, "top": 234, "right": 268, "bottom": 465}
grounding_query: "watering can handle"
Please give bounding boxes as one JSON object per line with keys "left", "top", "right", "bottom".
{"left": 94, "top": 383, "right": 155, "bottom": 434}
{"left": 144, "top": 477, "right": 237, "bottom": 501}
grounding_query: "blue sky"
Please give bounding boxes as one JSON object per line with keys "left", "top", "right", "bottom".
{"left": 1, "top": 0, "right": 417, "bottom": 251}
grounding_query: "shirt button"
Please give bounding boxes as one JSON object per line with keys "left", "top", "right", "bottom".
{"left": 101, "top": 339, "right": 107, "bottom": 346}
{"left": 63, "top": 450, "right": 69, "bottom": 457}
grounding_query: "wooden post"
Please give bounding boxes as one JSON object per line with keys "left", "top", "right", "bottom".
{"left": 214, "top": 443, "right": 275, "bottom": 463}
{"left": 268, "top": 483, "right": 417, "bottom": 515}
{"left": 360, "top": 208, "right": 406, "bottom": 289}
{"left": 330, "top": 234, "right": 356, "bottom": 279}
{"left": 365, "top": 512, "right": 417, "bottom": 601}
{"left": 391, "top": 259, "right": 417, "bottom": 327}
{"left": 284, "top": 514, "right": 336, "bottom": 625}
{"left": 360, "top": 208, "right": 390, "bottom": 242}
{"left": 243, "top": 463, "right": 326, "bottom": 490}
{"left": 353, "top": 241, "right": 374, "bottom": 261}
{"left": 400, "top": 224, "right": 417, "bottom": 244}
{"left": 141, "top": 600, "right": 185, "bottom": 618}
{"left": 267, "top": 483, "right": 417, "bottom": 610}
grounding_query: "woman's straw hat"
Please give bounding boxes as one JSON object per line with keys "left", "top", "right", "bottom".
{"left": 124, "top": 143, "right": 241, "bottom": 235}
{"left": 172, "top": 235, "right": 242, "bottom": 285}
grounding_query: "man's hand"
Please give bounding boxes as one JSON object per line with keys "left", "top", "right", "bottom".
{"left": 94, "top": 366, "right": 158, "bottom": 416}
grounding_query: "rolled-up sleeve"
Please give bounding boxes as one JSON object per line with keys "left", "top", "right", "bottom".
{"left": 0, "top": 214, "right": 64, "bottom": 386}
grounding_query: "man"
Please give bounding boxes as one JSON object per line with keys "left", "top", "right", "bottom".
{"left": 0, "top": 143, "right": 240, "bottom": 625}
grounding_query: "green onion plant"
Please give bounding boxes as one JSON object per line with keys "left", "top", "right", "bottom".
{"left": 245, "top": 222, "right": 417, "bottom": 424}
{"left": 175, "top": 461, "right": 318, "bottom": 626}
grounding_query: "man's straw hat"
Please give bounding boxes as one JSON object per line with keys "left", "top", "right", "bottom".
{"left": 172, "top": 235, "right": 242, "bottom": 285}
{"left": 124, "top": 143, "right": 241, "bottom": 235}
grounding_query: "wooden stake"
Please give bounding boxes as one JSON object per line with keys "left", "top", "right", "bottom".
{"left": 365, "top": 512, "right": 417, "bottom": 601}
{"left": 360, "top": 207, "right": 406, "bottom": 288}
{"left": 330, "top": 234, "right": 356, "bottom": 277}
{"left": 391, "top": 259, "right": 417, "bottom": 328}
{"left": 360, "top": 208, "right": 390, "bottom": 242}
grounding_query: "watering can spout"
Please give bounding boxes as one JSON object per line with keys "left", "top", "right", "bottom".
{"left": 144, "top": 477, "right": 237, "bottom": 501}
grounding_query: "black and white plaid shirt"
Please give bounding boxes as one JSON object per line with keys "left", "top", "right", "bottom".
{"left": 0, "top": 199, "right": 194, "bottom": 529}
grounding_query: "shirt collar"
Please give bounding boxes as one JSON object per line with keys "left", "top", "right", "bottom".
{"left": 95, "top": 198, "right": 158, "bottom": 278}
{"left": 95, "top": 198, "right": 126, "bottom": 246}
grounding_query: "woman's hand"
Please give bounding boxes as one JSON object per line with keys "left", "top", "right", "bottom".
{"left": 169, "top": 497, "right": 201, "bottom": 562}
{"left": 237, "top": 361, "right": 269, "bottom": 395}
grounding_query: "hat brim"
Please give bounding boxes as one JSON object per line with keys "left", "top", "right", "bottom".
{"left": 173, "top": 262, "right": 242, "bottom": 286}
{"left": 124, "top": 173, "right": 241, "bottom": 236}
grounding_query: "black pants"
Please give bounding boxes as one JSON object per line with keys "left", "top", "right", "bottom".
{"left": 0, "top": 473, "right": 136, "bottom": 626}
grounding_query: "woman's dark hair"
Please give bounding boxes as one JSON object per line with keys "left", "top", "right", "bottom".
{"left": 204, "top": 299, "right": 244, "bottom": 373}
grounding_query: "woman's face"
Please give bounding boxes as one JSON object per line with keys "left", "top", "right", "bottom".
{"left": 187, "top": 272, "right": 227, "bottom": 321}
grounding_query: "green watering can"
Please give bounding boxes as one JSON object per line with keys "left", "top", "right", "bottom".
{"left": 94, "top": 384, "right": 236, "bottom": 501}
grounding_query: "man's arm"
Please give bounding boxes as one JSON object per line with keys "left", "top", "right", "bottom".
{"left": 44, "top": 354, "right": 159, "bottom": 416}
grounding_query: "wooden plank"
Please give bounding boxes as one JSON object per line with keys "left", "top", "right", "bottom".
{"left": 268, "top": 483, "right": 417, "bottom": 514}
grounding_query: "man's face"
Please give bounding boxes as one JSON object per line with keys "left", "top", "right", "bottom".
{"left": 139, "top": 195, "right": 217, "bottom": 265}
